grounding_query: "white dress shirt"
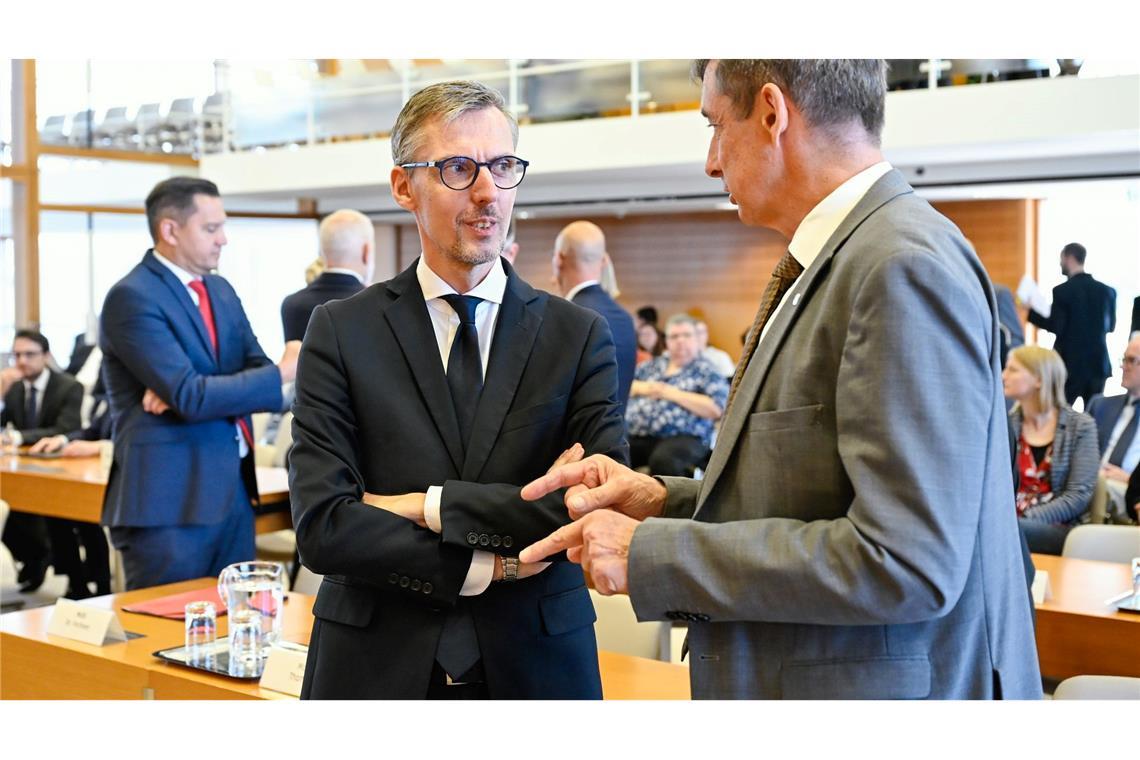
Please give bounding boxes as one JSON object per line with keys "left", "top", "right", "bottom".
{"left": 416, "top": 256, "right": 505, "bottom": 596}
{"left": 152, "top": 250, "right": 249, "bottom": 458}
{"left": 564, "top": 279, "right": 599, "bottom": 302}
{"left": 759, "top": 161, "right": 893, "bottom": 346}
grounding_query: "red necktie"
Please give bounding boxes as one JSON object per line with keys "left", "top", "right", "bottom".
{"left": 188, "top": 279, "right": 255, "bottom": 451}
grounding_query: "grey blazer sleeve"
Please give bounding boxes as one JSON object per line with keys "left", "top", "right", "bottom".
{"left": 629, "top": 249, "right": 998, "bottom": 626}
{"left": 1021, "top": 410, "right": 1099, "bottom": 525}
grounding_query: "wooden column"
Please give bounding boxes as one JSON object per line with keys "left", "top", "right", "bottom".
{"left": 9, "top": 60, "right": 40, "bottom": 328}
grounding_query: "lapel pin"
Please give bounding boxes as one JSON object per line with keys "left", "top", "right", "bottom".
{"left": 791, "top": 292, "right": 802, "bottom": 307}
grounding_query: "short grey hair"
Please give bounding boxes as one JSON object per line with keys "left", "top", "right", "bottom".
{"left": 664, "top": 313, "right": 699, "bottom": 333}
{"left": 692, "top": 59, "right": 888, "bottom": 144}
{"left": 390, "top": 80, "right": 519, "bottom": 165}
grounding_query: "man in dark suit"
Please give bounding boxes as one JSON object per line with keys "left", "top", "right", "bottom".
{"left": 99, "top": 177, "right": 298, "bottom": 590}
{"left": 1132, "top": 295, "right": 1139, "bottom": 335}
{"left": 280, "top": 208, "right": 374, "bottom": 344}
{"left": 1028, "top": 242, "right": 1117, "bottom": 406}
{"left": 1086, "top": 333, "right": 1140, "bottom": 500}
{"left": 552, "top": 220, "right": 637, "bottom": 415}
{"left": 1, "top": 329, "right": 83, "bottom": 592}
{"left": 289, "top": 81, "right": 627, "bottom": 699}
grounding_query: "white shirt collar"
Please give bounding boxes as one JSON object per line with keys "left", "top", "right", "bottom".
{"left": 26, "top": 369, "right": 51, "bottom": 394}
{"left": 323, "top": 267, "right": 366, "bottom": 285}
{"left": 152, "top": 248, "right": 201, "bottom": 288}
{"left": 565, "top": 280, "right": 599, "bottom": 302}
{"left": 787, "top": 161, "right": 892, "bottom": 269}
{"left": 416, "top": 255, "right": 507, "bottom": 306}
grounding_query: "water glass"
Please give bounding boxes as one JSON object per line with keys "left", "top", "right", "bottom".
{"left": 217, "top": 561, "right": 285, "bottom": 656}
{"left": 184, "top": 601, "right": 217, "bottom": 666}
{"left": 1132, "top": 557, "right": 1140, "bottom": 598}
{"left": 228, "top": 609, "right": 263, "bottom": 677}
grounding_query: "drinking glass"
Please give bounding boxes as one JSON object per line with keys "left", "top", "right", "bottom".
{"left": 228, "top": 609, "right": 263, "bottom": 677}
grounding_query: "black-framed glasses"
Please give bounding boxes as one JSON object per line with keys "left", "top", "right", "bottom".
{"left": 399, "top": 155, "right": 529, "bottom": 191}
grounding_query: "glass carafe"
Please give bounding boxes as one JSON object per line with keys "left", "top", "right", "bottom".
{"left": 217, "top": 561, "right": 285, "bottom": 657}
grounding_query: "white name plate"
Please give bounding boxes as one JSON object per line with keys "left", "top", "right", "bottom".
{"left": 1031, "top": 570, "right": 1051, "bottom": 605}
{"left": 47, "top": 598, "right": 128, "bottom": 646}
{"left": 259, "top": 642, "right": 309, "bottom": 697}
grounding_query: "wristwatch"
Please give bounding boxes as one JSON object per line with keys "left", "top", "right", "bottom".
{"left": 501, "top": 556, "right": 519, "bottom": 582}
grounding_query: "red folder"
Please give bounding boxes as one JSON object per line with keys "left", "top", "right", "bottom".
{"left": 122, "top": 587, "right": 227, "bottom": 619}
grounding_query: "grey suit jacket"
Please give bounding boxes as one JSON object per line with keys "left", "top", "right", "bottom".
{"left": 627, "top": 170, "right": 1042, "bottom": 699}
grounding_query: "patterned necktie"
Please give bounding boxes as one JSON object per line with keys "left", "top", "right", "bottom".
{"left": 436, "top": 293, "right": 485, "bottom": 682}
{"left": 188, "top": 279, "right": 254, "bottom": 450}
{"left": 441, "top": 294, "right": 485, "bottom": 452}
{"left": 1107, "top": 398, "right": 1139, "bottom": 468}
{"left": 725, "top": 250, "right": 805, "bottom": 413}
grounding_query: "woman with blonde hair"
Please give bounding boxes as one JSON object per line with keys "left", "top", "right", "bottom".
{"left": 1002, "top": 345, "right": 1099, "bottom": 554}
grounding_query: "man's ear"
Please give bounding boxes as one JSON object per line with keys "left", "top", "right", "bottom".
{"left": 157, "top": 217, "right": 180, "bottom": 247}
{"left": 391, "top": 166, "right": 417, "bottom": 212}
{"left": 755, "top": 82, "right": 790, "bottom": 146}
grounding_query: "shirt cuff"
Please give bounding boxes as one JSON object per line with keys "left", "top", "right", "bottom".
{"left": 425, "top": 485, "right": 443, "bottom": 533}
{"left": 459, "top": 551, "right": 495, "bottom": 596}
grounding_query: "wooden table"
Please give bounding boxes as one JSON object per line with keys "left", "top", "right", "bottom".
{"left": 0, "top": 454, "right": 293, "bottom": 534}
{"left": 1032, "top": 553, "right": 1140, "bottom": 680}
{"left": 1, "top": 578, "right": 691, "bottom": 700}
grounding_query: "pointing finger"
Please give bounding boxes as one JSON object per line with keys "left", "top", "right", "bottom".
{"left": 519, "top": 521, "right": 584, "bottom": 563}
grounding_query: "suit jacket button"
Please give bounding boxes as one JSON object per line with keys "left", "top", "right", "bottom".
{"left": 479, "top": 534, "right": 490, "bottom": 546}
{"left": 502, "top": 536, "right": 513, "bottom": 548}
{"left": 697, "top": 613, "right": 710, "bottom": 622}
{"left": 410, "top": 579, "right": 422, "bottom": 591}
{"left": 490, "top": 535, "right": 501, "bottom": 547}
{"left": 467, "top": 532, "right": 479, "bottom": 545}
{"left": 422, "top": 582, "right": 433, "bottom": 594}
{"left": 388, "top": 572, "right": 399, "bottom": 585}
{"left": 399, "top": 576, "right": 410, "bottom": 588}
{"left": 683, "top": 612, "right": 696, "bottom": 622}
{"left": 665, "top": 611, "right": 678, "bottom": 620}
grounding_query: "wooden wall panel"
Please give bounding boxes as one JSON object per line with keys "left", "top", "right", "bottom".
{"left": 390, "top": 199, "right": 1037, "bottom": 364}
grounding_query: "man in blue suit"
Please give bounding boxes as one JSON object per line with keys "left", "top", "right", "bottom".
{"left": 99, "top": 177, "right": 298, "bottom": 589}
{"left": 552, "top": 221, "right": 637, "bottom": 415}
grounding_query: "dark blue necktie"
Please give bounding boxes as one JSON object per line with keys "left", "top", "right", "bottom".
{"left": 441, "top": 294, "right": 484, "bottom": 452}
{"left": 24, "top": 385, "right": 38, "bottom": 428}
{"left": 436, "top": 293, "right": 484, "bottom": 682}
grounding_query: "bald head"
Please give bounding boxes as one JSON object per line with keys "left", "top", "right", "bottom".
{"left": 319, "top": 209, "right": 375, "bottom": 280}
{"left": 552, "top": 220, "right": 608, "bottom": 296}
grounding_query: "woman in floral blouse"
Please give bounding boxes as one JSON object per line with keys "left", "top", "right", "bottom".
{"left": 625, "top": 314, "right": 729, "bottom": 476}
{"left": 1003, "top": 345, "right": 1099, "bottom": 555}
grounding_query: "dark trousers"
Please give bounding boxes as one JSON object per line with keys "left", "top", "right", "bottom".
{"left": 1, "top": 512, "right": 50, "bottom": 568}
{"left": 1018, "top": 519, "right": 1071, "bottom": 556}
{"left": 1065, "top": 374, "right": 1106, "bottom": 408}
{"left": 630, "top": 435, "right": 710, "bottom": 477}
{"left": 110, "top": 490, "right": 255, "bottom": 590}
{"left": 45, "top": 517, "right": 111, "bottom": 594}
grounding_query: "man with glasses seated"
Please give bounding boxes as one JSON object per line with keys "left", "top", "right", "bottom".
{"left": 1, "top": 329, "right": 84, "bottom": 593}
{"left": 1086, "top": 333, "right": 1140, "bottom": 521}
{"left": 289, "top": 80, "right": 627, "bottom": 699}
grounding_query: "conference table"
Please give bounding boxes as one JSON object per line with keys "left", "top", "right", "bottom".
{"left": 1031, "top": 553, "right": 1140, "bottom": 681}
{"left": 0, "top": 578, "right": 692, "bottom": 700}
{"left": 0, "top": 453, "right": 294, "bottom": 534}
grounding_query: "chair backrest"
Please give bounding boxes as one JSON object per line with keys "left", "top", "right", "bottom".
{"left": 1061, "top": 524, "right": 1140, "bottom": 564}
{"left": 169, "top": 97, "right": 195, "bottom": 114}
{"left": 1053, "top": 675, "right": 1140, "bottom": 699}
{"left": 1088, "top": 475, "right": 1108, "bottom": 525}
{"left": 589, "top": 588, "right": 668, "bottom": 660}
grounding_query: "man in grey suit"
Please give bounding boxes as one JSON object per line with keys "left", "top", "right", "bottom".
{"left": 521, "top": 59, "right": 1042, "bottom": 699}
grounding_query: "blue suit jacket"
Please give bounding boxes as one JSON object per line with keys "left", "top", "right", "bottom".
{"left": 1086, "top": 393, "right": 1130, "bottom": 455}
{"left": 99, "top": 250, "right": 283, "bottom": 528}
{"left": 571, "top": 284, "right": 637, "bottom": 416}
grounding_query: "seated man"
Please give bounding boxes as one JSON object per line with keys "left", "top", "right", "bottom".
{"left": 1, "top": 329, "right": 83, "bottom": 592}
{"left": 625, "top": 314, "right": 727, "bottom": 476}
{"left": 1086, "top": 333, "right": 1140, "bottom": 518}
{"left": 29, "top": 375, "right": 113, "bottom": 598}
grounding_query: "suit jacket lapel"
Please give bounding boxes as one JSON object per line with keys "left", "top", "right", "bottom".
{"left": 697, "top": 170, "right": 914, "bottom": 511}
{"left": 143, "top": 250, "right": 216, "bottom": 362}
{"left": 461, "top": 265, "right": 543, "bottom": 481}
{"left": 203, "top": 275, "right": 228, "bottom": 367}
{"left": 384, "top": 263, "right": 465, "bottom": 473}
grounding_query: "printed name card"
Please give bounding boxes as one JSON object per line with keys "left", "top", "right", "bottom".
{"left": 1031, "top": 570, "right": 1051, "bottom": 605}
{"left": 259, "top": 643, "right": 309, "bottom": 697}
{"left": 47, "top": 598, "right": 129, "bottom": 646}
